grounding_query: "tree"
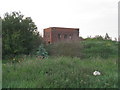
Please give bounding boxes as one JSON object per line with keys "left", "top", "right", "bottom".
{"left": 94, "top": 35, "right": 104, "bottom": 40}
{"left": 2, "top": 11, "right": 43, "bottom": 59}
{"left": 105, "top": 33, "right": 111, "bottom": 40}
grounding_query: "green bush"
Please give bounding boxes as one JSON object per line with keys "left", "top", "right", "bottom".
{"left": 36, "top": 44, "right": 48, "bottom": 58}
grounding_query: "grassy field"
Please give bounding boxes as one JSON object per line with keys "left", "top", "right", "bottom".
{"left": 2, "top": 40, "right": 118, "bottom": 88}
{"left": 2, "top": 56, "right": 118, "bottom": 88}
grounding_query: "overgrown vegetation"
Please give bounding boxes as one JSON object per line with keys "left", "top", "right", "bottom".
{"left": 46, "top": 41, "right": 83, "bottom": 58}
{"left": 2, "top": 11, "right": 43, "bottom": 59}
{"left": 81, "top": 40, "right": 118, "bottom": 59}
{"left": 46, "top": 39, "right": 118, "bottom": 59}
{"left": 36, "top": 44, "right": 48, "bottom": 58}
{"left": 3, "top": 38, "right": 118, "bottom": 88}
{"left": 3, "top": 56, "right": 118, "bottom": 88}
{"left": 2, "top": 11, "right": 118, "bottom": 88}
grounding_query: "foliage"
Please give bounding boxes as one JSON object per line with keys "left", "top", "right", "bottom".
{"left": 46, "top": 41, "right": 83, "bottom": 58}
{"left": 105, "top": 33, "right": 111, "bottom": 40}
{"left": 36, "top": 44, "right": 48, "bottom": 58}
{"left": 46, "top": 39, "right": 118, "bottom": 59}
{"left": 85, "top": 35, "right": 104, "bottom": 41}
{"left": 85, "top": 33, "right": 112, "bottom": 41}
{"left": 2, "top": 56, "right": 118, "bottom": 88}
{"left": 81, "top": 40, "right": 118, "bottom": 58}
{"left": 82, "top": 34, "right": 118, "bottom": 58}
{"left": 2, "top": 33, "right": 118, "bottom": 88}
{"left": 2, "top": 11, "right": 43, "bottom": 59}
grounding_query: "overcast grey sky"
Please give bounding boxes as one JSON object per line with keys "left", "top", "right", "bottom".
{"left": 0, "top": 0, "right": 119, "bottom": 39}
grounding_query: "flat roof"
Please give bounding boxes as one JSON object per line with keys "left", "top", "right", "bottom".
{"left": 44, "top": 27, "right": 79, "bottom": 30}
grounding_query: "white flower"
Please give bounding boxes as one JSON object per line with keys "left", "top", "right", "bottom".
{"left": 93, "top": 71, "right": 101, "bottom": 76}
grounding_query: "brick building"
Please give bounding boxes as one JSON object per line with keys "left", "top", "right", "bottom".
{"left": 43, "top": 27, "right": 79, "bottom": 44}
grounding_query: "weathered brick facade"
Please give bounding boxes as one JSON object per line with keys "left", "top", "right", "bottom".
{"left": 44, "top": 27, "right": 79, "bottom": 44}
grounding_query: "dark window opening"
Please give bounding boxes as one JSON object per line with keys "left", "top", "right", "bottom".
{"left": 58, "top": 34, "right": 61, "bottom": 39}
{"left": 64, "top": 34, "right": 67, "bottom": 39}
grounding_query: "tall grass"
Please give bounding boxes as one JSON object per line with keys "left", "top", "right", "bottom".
{"left": 46, "top": 41, "right": 83, "bottom": 58}
{"left": 3, "top": 39, "right": 118, "bottom": 88}
{"left": 3, "top": 56, "right": 118, "bottom": 88}
{"left": 81, "top": 40, "right": 118, "bottom": 58}
{"left": 46, "top": 40, "right": 118, "bottom": 59}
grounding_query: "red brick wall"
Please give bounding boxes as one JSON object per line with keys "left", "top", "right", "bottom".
{"left": 44, "top": 27, "right": 79, "bottom": 44}
{"left": 44, "top": 28, "right": 51, "bottom": 44}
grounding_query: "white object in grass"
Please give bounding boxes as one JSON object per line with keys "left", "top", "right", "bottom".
{"left": 93, "top": 71, "right": 101, "bottom": 76}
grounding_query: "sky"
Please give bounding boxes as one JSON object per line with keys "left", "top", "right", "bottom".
{"left": 0, "top": 0, "right": 119, "bottom": 39}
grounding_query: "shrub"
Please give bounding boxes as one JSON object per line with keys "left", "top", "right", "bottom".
{"left": 46, "top": 41, "right": 84, "bottom": 58}
{"left": 36, "top": 44, "right": 48, "bottom": 58}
